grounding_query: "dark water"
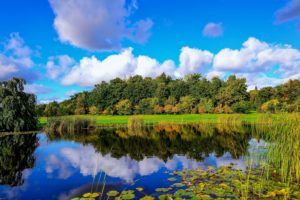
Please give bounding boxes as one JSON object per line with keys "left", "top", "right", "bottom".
{"left": 0, "top": 124, "right": 265, "bottom": 200}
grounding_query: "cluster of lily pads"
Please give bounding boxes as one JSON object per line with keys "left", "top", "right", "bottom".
{"left": 72, "top": 166, "right": 300, "bottom": 200}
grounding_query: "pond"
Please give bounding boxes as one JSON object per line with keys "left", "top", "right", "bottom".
{"left": 0, "top": 123, "right": 298, "bottom": 199}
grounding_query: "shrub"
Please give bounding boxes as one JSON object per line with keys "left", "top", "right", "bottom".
{"left": 172, "top": 105, "right": 180, "bottom": 114}
{"left": 89, "top": 106, "right": 98, "bottom": 115}
{"left": 164, "top": 105, "right": 173, "bottom": 114}
{"left": 231, "top": 101, "right": 251, "bottom": 113}
{"left": 214, "top": 104, "right": 224, "bottom": 113}
{"left": 197, "top": 98, "right": 213, "bottom": 113}
{"left": 115, "top": 99, "right": 132, "bottom": 115}
{"left": 223, "top": 104, "right": 233, "bottom": 114}
{"left": 177, "top": 96, "right": 195, "bottom": 114}
{"left": 153, "top": 105, "right": 164, "bottom": 114}
{"left": 260, "top": 99, "right": 280, "bottom": 113}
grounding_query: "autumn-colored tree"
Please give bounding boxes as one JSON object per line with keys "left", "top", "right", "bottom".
{"left": 164, "top": 104, "right": 173, "bottom": 114}
{"left": 115, "top": 99, "right": 132, "bottom": 115}
{"left": 74, "top": 94, "right": 88, "bottom": 115}
{"left": 260, "top": 99, "right": 280, "bottom": 113}
{"left": 89, "top": 106, "right": 98, "bottom": 115}
{"left": 153, "top": 105, "right": 164, "bottom": 114}
{"left": 177, "top": 96, "right": 195, "bottom": 113}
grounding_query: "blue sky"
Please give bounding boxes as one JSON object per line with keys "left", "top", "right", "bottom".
{"left": 0, "top": 0, "right": 300, "bottom": 103}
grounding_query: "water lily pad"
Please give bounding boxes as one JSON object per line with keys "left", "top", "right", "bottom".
{"left": 107, "top": 190, "right": 119, "bottom": 197}
{"left": 155, "top": 187, "right": 172, "bottom": 193}
{"left": 171, "top": 182, "right": 185, "bottom": 188}
{"left": 139, "top": 195, "right": 154, "bottom": 200}
{"left": 119, "top": 190, "right": 135, "bottom": 200}
{"left": 82, "top": 192, "right": 92, "bottom": 198}
{"left": 158, "top": 194, "right": 172, "bottom": 200}
{"left": 136, "top": 187, "right": 144, "bottom": 192}
{"left": 168, "top": 177, "right": 177, "bottom": 181}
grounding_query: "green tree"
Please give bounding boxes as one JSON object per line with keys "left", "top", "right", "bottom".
{"left": 0, "top": 78, "right": 38, "bottom": 132}
{"left": 260, "top": 99, "right": 281, "bottom": 113}
{"left": 231, "top": 101, "right": 251, "bottom": 113}
{"left": 257, "top": 87, "right": 276, "bottom": 105}
{"left": 177, "top": 96, "right": 195, "bottom": 113}
{"left": 216, "top": 75, "right": 248, "bottom": 106}
{"left": 44, "top": 101, "right": 59, "bottom": 117}
{"left": 74, "top": 93, "right": 88, "bottom": 115}
{"left": 197, "top": 98, "right": 213, "bottom": 113}
{"left": 136, "top": 98, "right": 159, "bottom": 114}
{"left": 36, "top": 104, "right": 46, "bottom": 116}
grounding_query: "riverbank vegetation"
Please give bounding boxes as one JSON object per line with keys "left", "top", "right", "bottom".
{"left": 62, "top": 115, "right": 300, "bottom": 200}
{"left": 36, "top": 73, "right": 300, "bottom": 117}
{"left": 39, "top": 113, "right": 295, "bottom": 128}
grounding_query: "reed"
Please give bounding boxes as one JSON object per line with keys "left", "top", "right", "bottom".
{"left": 215, "top": 114, "right": 245, "bottom": 134}
{"left": 44, "top": 116, "right": 96, "bottom": 134}
{"left": 251, "top": 114, "right": 300, "bottom": 185}
{"left": 127, "top": 116, "right": 145, "bottom": 136}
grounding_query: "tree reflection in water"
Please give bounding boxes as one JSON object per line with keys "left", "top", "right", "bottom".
{"left": 0, "top": 134, "right": 38, "bottom": 186}
{"left": 47, "top": 123, "right": 254, "bottom": 162}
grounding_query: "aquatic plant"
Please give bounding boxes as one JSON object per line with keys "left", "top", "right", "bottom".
{"left": 44, "top": 116, "right": 96, "bottom": 134}
{"left": 254, "top": 114, "right": 300, "bottom": 183}
{"left": 127, "top": 116, "right": 145, "bottom": 136}
{"left": 216, "top": 114, "right": 245, "bottom": 134}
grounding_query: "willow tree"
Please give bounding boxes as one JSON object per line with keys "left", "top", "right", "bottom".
{"left": 0, "top": 77, "right": 38, "bottom": 132}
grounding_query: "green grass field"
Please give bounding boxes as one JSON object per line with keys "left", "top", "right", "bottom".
{"left": 39, "top": 113, "right": 269, "bottom": 127}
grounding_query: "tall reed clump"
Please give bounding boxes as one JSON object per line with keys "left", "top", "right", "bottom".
{"left": 44, "top": 116, "right": 96, "bottom": 134}
{"left": 127, "top": 116, "right": 145, "bottom": 136}
{"left": 216, "top": 114, "right": 245, "bottom": 134}
{"left": 254, "top": 114, "right": 300, "bottom": 183}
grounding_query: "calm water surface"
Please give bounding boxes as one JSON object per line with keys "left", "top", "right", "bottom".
{"left": 0, "top": 124, "right": 265, "bottom": 200}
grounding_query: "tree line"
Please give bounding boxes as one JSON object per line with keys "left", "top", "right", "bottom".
{"left": 37, "top": 73, "right": 300, "bottom": 116}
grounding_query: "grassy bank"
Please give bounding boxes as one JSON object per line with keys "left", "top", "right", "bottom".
{"left": 39, "top": 113, "right": 273, "bottom": 127}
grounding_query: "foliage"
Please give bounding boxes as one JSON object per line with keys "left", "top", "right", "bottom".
{"left": 35, "top": 73, "right": 300, "bottom": 116}
{"left": 0, "top": 134, "right": 38, "bottom": 186}
{"left": 197, "top": 98, "right": 213, "bottom": 113}
{"left": 115, "top": 99, "right": 132, "bottom": 115}
{"left": 231, "top": 101, "right": 252, "bottom": 113}
{"left": 88, "top": 106, "right": 98, "bottom": 115}
{"left": 260, "top": 99, "right": 281, "bottom": 113}
{"left": 177, "top": 96, "right": 195, "bottom": 114}
{"left": 0, "top": 77, "right": 38, "bottom": 132}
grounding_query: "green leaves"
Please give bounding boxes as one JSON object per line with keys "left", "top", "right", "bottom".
{"left": 0, "top": 77, "right": 37, "bottom": 132}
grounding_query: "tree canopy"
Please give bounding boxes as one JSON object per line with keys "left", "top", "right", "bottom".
{"left": 0, "top": 78, "right": 38, "bottom": 132}
{"left": 36, "top": 73, "right": 300, "bottom": 116}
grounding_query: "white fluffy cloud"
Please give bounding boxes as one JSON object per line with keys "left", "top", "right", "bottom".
{"left": 177, "top": 47, "right": 213, "bottom": 77}
{"left": 0, "top": 33, "right": 38, "bottom": 82}
{"left": 59, "top": 37, "right": 300, "bottom": 88}
{"left": 61, "top": 47, "right": 213, "bottom": 86}
{"left": 45, "top": 145, "right": 245, "bottom": 182}
{"left": 212, "top": 37, "right": 300, "bottom": 77}
{"left": 49, "top": 0, "right": 153, "bottom": 51}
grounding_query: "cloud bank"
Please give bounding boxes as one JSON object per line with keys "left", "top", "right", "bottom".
{"left": 58, "top": 37, "right": 300, "bottom": 89}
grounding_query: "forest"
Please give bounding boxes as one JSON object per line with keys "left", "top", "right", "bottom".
{"left": 36, "top": 73, "right": 300, "bottom": 116}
